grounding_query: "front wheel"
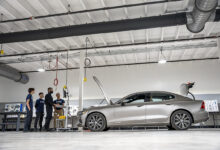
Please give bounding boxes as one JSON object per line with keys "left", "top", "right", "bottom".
{"left": 86, "top": 113, "right": 107, "bottom": 131}
{"left": 171, "top": 110, "right": 192, "bottom": 130}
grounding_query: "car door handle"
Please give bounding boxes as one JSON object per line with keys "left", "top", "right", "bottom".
{"left": 137, "top": 105, "right": 144, "bottom": 107}
{"left": 166, "top": 103, "right": 171, "bottom": 105}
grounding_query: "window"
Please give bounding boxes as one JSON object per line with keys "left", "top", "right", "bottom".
{"left": 123, "top": 94, "right": 146, "bottom": 104}
{"left": 151, "top": 93, "right": 175, "bottom": 102}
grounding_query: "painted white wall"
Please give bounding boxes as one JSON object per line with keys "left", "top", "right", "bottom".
{"left": 0, "top": 59, "right": 220, "bottom": 103}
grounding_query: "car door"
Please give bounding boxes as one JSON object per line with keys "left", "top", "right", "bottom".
{"left": 111, "top": 93, "right": 147, "bottom": 126}
{"left": 145, "top": 92, "right": 175, "bottom": 125}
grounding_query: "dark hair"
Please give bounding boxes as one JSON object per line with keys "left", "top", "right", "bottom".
{"left": 28, "top": 88, "right": 35, "bottom": 93}
{"left": 39, "top": 92, "right": 43, "bottom": 96}
{"left": 48, "top": 87, "right": 53, "bottom": 91}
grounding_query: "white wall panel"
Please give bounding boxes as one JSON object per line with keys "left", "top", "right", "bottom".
{"left": 0, "top": 59, "right": 220, "bottom": 102}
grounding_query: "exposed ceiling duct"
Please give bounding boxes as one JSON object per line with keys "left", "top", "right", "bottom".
{"left": 186, "top": 0, "right": 218, "bottom": 33}
{"left": 0, "top": 64, "right": 29, "bottom": 84}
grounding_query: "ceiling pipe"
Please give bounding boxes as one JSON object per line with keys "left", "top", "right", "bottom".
{"left": 0, "top": 64, "right": 29, "bottom": 84}
{"left": 0, "top": 35, "right": 219, "bottom": 58}
{"left": 186, "top": 0, "right": 218, "bottom": 33}
{"left": 0, "top": 41, "right": 217, "bottom": 64}
{"left": 20, "top": 57, "right": 219, "bottom": 73}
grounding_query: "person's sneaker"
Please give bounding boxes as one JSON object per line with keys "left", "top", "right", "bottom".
{"left": 34, "top": 128, "right": 38, "bottom": 132}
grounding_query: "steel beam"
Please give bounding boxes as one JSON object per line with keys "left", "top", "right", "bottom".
{"left": 1, "top": 9, "right": 220, "bottom": 44}
{"left": 0, "top": 13, "right": 187, "bottom": 43}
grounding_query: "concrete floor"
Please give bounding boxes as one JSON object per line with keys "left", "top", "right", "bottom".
{"left": 0, "top": 129, "right": 220, "bottom": 150}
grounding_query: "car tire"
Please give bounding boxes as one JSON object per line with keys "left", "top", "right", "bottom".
{"left": 86, "top": 113, "right": 107, "bottom": 132}
{"left": 167, "top": 125, "right": 175, "bottom": 130}
{"left": 171, "top": 110, "right": 192, "bottom": 130}
{"left": 103, "top": 127, "right": 110, "bottom": 131}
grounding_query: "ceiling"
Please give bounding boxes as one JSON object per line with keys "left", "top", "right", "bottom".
{"left": 0, "top": 0, "right": 220, "bottom": 72}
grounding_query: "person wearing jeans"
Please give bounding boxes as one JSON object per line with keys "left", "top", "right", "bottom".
{"left": 34, "top": 92, "right": 45, "bottom": 131}
{"left": 24, "top": 88, "right": 35, "bottom": 132}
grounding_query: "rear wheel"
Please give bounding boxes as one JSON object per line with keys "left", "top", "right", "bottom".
{"left": 86, "top": 113, "right": 107, "bottom": 131}
{"left": 171, "top": 110, "right": 192, "bottom": 130}
{"left": 167, "top": 125, "right": 175, "bottom": 130}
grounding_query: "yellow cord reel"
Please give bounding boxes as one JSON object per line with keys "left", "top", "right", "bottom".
{"left": 59, "top": 116, "right": 66, "bottom": 120}
{"left": 0, "top": 49, "right": 4, "bottom": 55}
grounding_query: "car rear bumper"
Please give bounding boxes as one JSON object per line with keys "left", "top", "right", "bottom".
{"left": 193, "top": 111, "right": 209, "bottom": 123}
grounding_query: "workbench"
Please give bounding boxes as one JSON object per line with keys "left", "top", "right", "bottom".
{"left": 0, "top": 112, "right": 26, "bottom": 132}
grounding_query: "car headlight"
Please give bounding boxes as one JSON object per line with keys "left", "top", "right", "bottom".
{"left": 78, "top": 110, "right": 88, "bottom": 116}
{"left": 82, "top": 110, "right": 88, "bottom": 115}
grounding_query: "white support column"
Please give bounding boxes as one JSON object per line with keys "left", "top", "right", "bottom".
{"left": 78, "top": 51, "right": 86, "bottom": 112}
{"left": 218, "top": 38, "right": 220, "bottom": 59}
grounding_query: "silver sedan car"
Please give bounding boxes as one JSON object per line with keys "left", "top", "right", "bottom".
{"left": 79, "top": 91, "right": 209, "bottom": 131}
{"left": 78, "top": 77, "right": 209, "bottom": 131}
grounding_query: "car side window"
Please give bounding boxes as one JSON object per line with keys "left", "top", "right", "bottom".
{"left": 123, "top": 94, "right": 146, "bottom": 104}
{"left": 151, "top": 93, "right": 175, "bottom": 102}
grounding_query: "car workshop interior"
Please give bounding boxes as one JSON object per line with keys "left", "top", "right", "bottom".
{"left": 0, "top": 0, "right": 220, "bottom": 149}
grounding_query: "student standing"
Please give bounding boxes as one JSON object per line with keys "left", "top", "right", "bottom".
{"left": 24, "top": 88, "right": 35, "bottom": 132}
{"left": 44, "top": 87, "right": 54, "bottom": 131}
{"left": 34, "top": 92, "right": 45, "bottom": 131}
{"left": 53, "top": 92, "right": 65, "bottom": 129}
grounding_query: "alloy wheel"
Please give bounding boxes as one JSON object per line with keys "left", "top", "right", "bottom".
{"left": 174, "top": 113, "right": 191, "bottom": 129}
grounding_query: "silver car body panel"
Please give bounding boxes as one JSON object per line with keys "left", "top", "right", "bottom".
{"left": 80, "top": 91, "right": 209, "bottom": 128}
{"left": 80, "top": 77, "right": 209, "bottom": 128}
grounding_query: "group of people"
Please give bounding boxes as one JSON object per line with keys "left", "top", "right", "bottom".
{"left": 24, "top": 87, "right": 65, "bottom": 132}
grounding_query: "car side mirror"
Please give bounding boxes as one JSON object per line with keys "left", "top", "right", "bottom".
{"left": 121, "top": 102, "right": 125, "bottom": 106}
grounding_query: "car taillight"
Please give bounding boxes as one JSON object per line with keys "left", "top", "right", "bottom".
{"left": 201, "top": 101, "right": 205, "bottom": 110}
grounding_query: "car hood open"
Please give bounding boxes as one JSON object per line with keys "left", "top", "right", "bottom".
{"left": 93, "top": 76, "right": 112, "bottom": 105}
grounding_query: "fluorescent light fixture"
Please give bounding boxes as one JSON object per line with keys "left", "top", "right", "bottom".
{"left": 158, "top": 59, "right": 167, "bottom": 64}
{"left": 37, "top": 68, "right": 45, "bottom": 72}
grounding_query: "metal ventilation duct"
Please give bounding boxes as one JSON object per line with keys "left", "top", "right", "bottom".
{"left": 186, "top": 0, "right": 218, "bottom": 33}
{"left": 0, "top": 64, "right": 29, "bottom": 84}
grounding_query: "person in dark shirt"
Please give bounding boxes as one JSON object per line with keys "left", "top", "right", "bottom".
{"left": 54, "top": 92, "right": 65, "bottom": 129}
{"left": 34, "top": 92, "right": 45, "bottom": 131}
{"left": 44, "top": 87, "right": 54, "bottom": 131}
{"left": 24, "top": 88, "right": 35, "bottom": 132}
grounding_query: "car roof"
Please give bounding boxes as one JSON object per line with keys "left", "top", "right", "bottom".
{"left": 129, "top": 91, "right": 179, "bottom": 95}
{"left": 120, "top": 91, "right": 187, "bottom": 99}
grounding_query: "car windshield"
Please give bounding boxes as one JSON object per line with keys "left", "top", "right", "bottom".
{"left": 114, "top": 93, "right": 147, "bottom": 104}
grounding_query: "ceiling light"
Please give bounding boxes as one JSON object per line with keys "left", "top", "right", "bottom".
{"left": 158, "top": 59, "right": 167, "bottom": 64}
{"left": 158, "top": 47, "right": 167, "bottom": 64}
{"left": 37, "top": 68, "right": 45, "bottom": 72}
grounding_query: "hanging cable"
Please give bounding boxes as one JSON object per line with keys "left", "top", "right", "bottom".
{"left": 84, "top": 37, "right": 92, "bottom": 82}
{"left": 158, "top": 47, "right": 167, "bottom": 64}
{"left": 53, "top": 55, "right": 59, "bottom": 89}
{"left": 0, "top": 13, "right": 3, "bottom": 22}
